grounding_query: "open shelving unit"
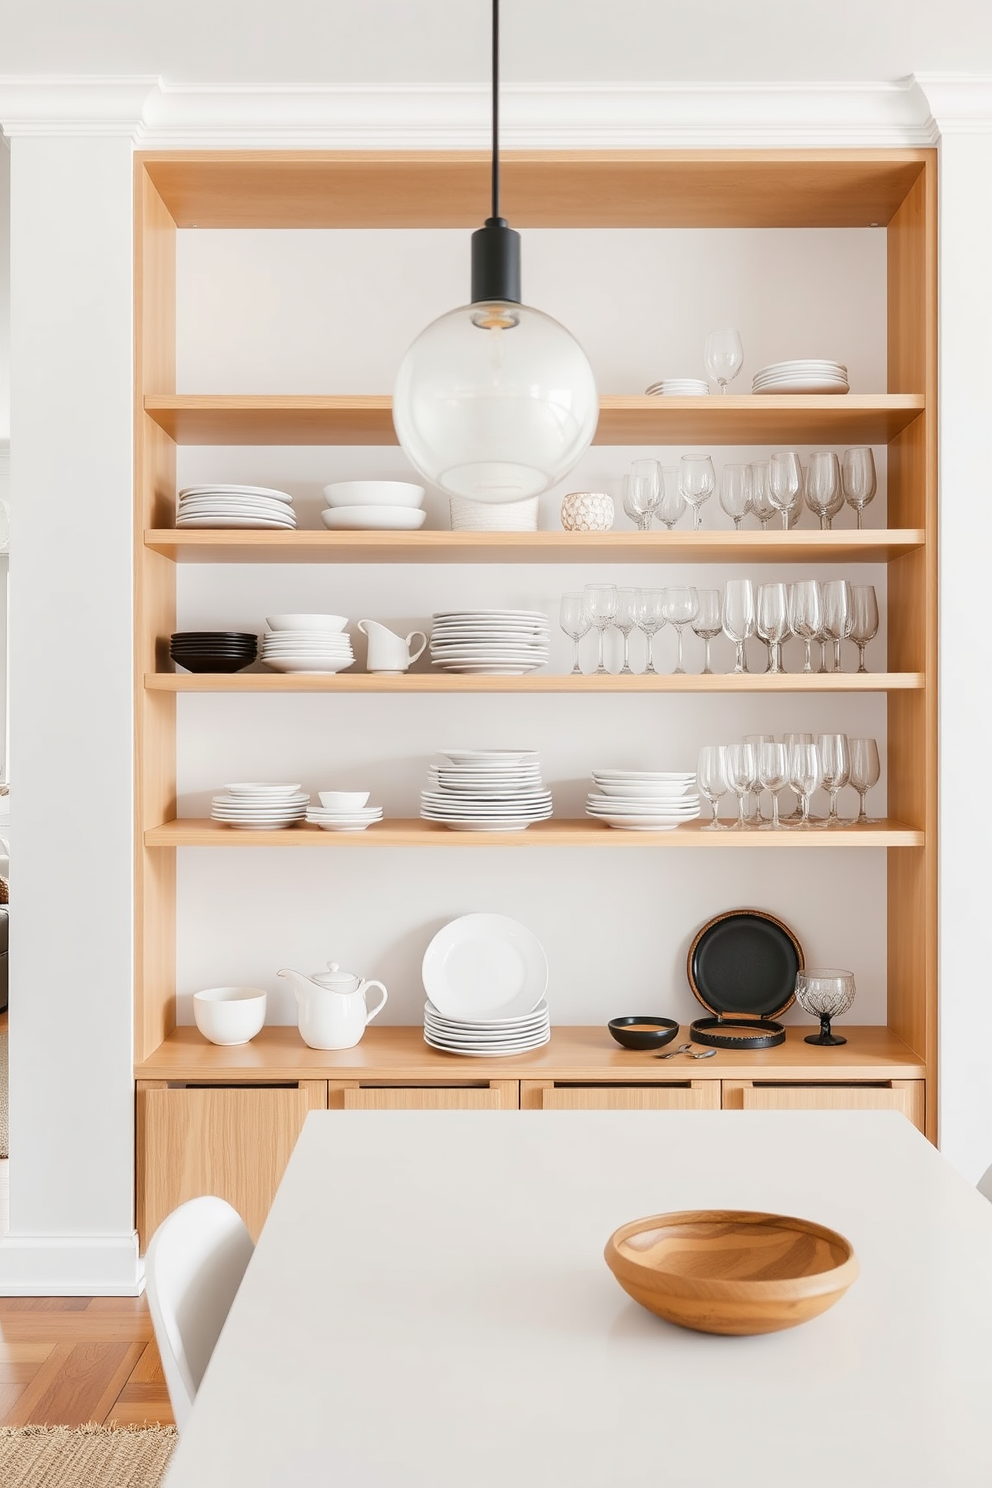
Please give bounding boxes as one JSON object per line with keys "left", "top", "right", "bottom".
{"left": 133, "top": 147, "right": 937, "bottom": 1244}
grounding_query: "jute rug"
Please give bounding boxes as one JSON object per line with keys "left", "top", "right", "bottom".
{"left": 0, "top": 1424, "right": 177, "bottom": 1487}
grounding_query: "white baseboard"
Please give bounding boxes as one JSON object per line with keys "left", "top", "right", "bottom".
{"left": 0, "top": 1232, "right": 145, "bottom": 1295}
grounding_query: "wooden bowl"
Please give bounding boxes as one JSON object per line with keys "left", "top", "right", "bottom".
{"left": 607, "top": 1016, "right": 679, "bottom": 1051}
{"left": 604, "top": 1209, "right": 858, "bottom": 1335}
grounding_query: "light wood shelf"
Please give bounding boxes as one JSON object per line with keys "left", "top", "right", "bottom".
{"left": 145, "top": 817, "right": 923, "bottom": 849}
{"left": 135, "top": 1024, "right": 926, "bottom": 1084}
{"left": 144, "top": 392, "right": 924, "bottom": 448}
{"left": 146, "top": 671, "right": 923, "bottom": 694}
{"left": 145, "top": 528, "right": 925, "bottom": 565}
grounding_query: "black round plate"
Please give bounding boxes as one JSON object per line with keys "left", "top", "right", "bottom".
{"left": 607, "top": 1016, "right": 679, "bottom": 1051}
{"left": 687, "top": 909, "right": 803, "bottom": 1019}
{"left": 172, "top": 656, "right": 256, "bottom": 673}
{"left": 690, "top": 1015, "right": 786, "bottom": 1050}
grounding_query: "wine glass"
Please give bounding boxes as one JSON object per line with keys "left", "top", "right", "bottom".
{"left": 581, "top": 584, "right": 618, "bottom": 676}
{"left": 850, "top": 584, "right": 879, "bottom": 673}
{"left": 704, "top": 328, "right": 744, "bottom": 393}
{"left": 678, "top": 454, "right": 716, "bottom": 532}
{"left": 722, "top": 578, "right": 755, "bottom": 675}
{"left": 781, "top": 731, "right": 813, "bottom": 824}
{"left": 633, "top": 588, "right": 666, "bottom": 674}
{"left": 805, "top": 450, "right": 843, "bottom": 531}
{"left": 788, "top": 739, "right": 822, "bottom": 829}
{"left": 690, "top": 588, "right": 722, "bottom": 675}
{"left": 725, "top": 741, "right": 757, "bottom": 830}
{"left": 697, "top": 744, "right": 730, "bottom": 830}
{"left": 719, "top": 463, "right": 753, "bottom": 530}
{"left": 744, "top": 732, "right": 774, "bottom": 823}
{"left": 795, "top": 969, "right": 857, "bottom": 1046}
{"left": 756, "top": 582, "right": 790, "bottom": 674}
{"left": 757, "top": 741, "right": 790, "bottom": 831}
{"left": 842, "top": 447, "right": 877, "bottom": 529}
{"left": 621, "top": 469, "right": 659, "bottom": 532}
{"left": 787, "top": 580, "right": 822, "bottom": 674}
{"left": 558, "top": 592, "right": 590, "bottom": 674}
{"left": 767, "top": 450, "right": 803, "bottom": 531}
{"left": 749, "top": 461, "right": 775, "bottom": 529}
{"left": 817, "top": 732, "right": 851, "bottom": 828}
{"left": 656, "top": 466, "right": 686, "bottom": 530}
{"left": 821, "top": 579, "right": 853, "bottom": 672}
{"left": 661, "top": 586, "right": 699, "bottom": 674}
{"left": 614, "top": 587, "right": 639, "bottom": 675}
{"left": 849, "top": 736, "right": 881, "bottom": 823}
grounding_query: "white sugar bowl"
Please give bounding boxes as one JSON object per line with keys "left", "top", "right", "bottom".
{"left": 560, "top": 490, "right": 615, "bottom": 532}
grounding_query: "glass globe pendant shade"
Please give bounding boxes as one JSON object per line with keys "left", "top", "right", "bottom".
{"left": 393, "top": 299, "right": 599, "bottom": 504}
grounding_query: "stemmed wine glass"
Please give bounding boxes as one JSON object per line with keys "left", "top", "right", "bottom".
{"left": 817, "top": 732, "right": 851, "bottom": 828}
{"left": 722, "top": 579, "right": 755, "bottom": 675}
{"left": 749, "top": 461, "right": 775, "bottom": 529}
{"left": 757, "top": 741, "right": 790, "bottom": 831}
{"left": 558, "top": 592, "right": 590, "bottom": 675}
{"left": 704, "top": 328, "right": 744, "bottom": 393}
{"left": 691, "top": 588, "right": 722, "bottom": 675}
{"left": 622, "top": 467, "right": 659, "bottom": 531}
{"left": 821, "top": 579, "right": 853, "bottom": 672}
{"left": 582, "top": 584, "right": 618, "bottom": 676}
{"left": 795, "top": 969, "right": 857, "bottom": 1046}
{"left": 767, "top": 451, "right": 803, "bottom": 531}
{"left": 725, "top": 741, "right": 758, "bottom": 830}
{"left": 656, "top": 466, "right": 686, "bottom": 530}
{"left": 787, "top": 580, "right": 822, "bottom": 674}
{"left": 614, "top": 588, "right": 639, "bottom": 675}
{"left": 678, "top": 454, "right": 716, "bottom": 532}
{"left": 788, "top": 739, "right": 823, "bottom": 829}
{"left": 850, "top": 584, "right": 879, "bottom": 673}
{"left": 805, "top": 450, "right": 844, "bottom": 530}
{"left": 780, "top": 731, "right": 814, "bottom": 824}
{"left": 661, "top": 586, "right": 699, "bottom": 674}
{"left": 633, "top": 588, "right": 666, "bottom": 674}
{"left": 697, "top": 744, "right": 730, "bottom": 830}
{"left": 842, "top": 447, "right": 877, "bottom": 529}
{"left": 756, "top": 582, "right": 790, "bottom": 674}
{"left": 719, "top": 463, "right": 753, "bottom": 530}
{"left": 744, "top": 732, "right": 774, "bottom": 823}
{"left": 849, "top": 737, "right": 881, "bottom": 823}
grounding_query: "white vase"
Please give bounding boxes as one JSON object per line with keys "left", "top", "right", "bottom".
{"left": 560, "top": 490, "right": 614, "bottom": 532}
{"left": 449, "top": 496, "right": 539, "bottom": 532}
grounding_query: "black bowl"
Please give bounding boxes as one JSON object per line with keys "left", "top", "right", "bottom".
{"left": 170, "top": 644, "right": 257, "bottom": 656}
{"left": 607, "top": 1016, "right": 680, "bottom": 1051}
{"left": 171, "top": 654, "right": 257, "bottom": 673}
{"left": 171, "top": 631, "right": 258, "bottom": 644}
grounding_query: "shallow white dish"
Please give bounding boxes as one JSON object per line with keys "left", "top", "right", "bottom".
{"left": 422, "top": 914, "right": 549, "bottom": 1020}
{"left": 266, "top": 614, "right": 348, "bottom": 633}
{"left": 424, "top": 997, "right": 549, "bottom": 1030}
{"left": 322, "top": 480, "right": 425, "bottom": 508}
{"left": 321, "top": 506, "right": 427, "bottom": 531}
{"left": 180, "top": 484, "right": 294, "bottom": 503}
{"left": 440, "top": 750, "right": 538, "bottom": 764}
{"left": 223, "top": 782, "right": 304, "bottom": 796}
{"left": 261, "top": 657, "right": 355, "bottom": 673}
{"left": 423, "top": 1031, "right": 551, "bottom": 1056}
{"left": 177, "top": 514, "right": 298, "bottom": 529}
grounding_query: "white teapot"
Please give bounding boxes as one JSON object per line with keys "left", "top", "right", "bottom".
{"left": 278, "top": 962, "right": 388, "bottom": 1050}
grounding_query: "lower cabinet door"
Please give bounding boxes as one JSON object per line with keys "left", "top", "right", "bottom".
{"left": 329, "top": 1081, "right": 518, "bottom": 1110}
{"left": 721, "top": 1079, "right": 925, "bottom": 1131}
{"left": 520, "top": 1081, "right": 721, "bottom": 1111}
{"left": 136, "top": 1080, "right": 327, "bottom": 1249}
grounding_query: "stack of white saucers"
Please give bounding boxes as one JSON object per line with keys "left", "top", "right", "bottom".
{"left": 176, "top": 484, "right": 297, "bottom": 529}
{"left": 429, "top": 610, "right": 550, "bottom": 675}
{"left": 210, "top": 782, "right": 309, "bottom": 830}
{"left": 305, "top": 803, "right": 383, "bottom": 832}
{"left": 260, "top": 614, "right": 354, "bottom": 674}
{"left": 752, "top": 359, "right": 849, "bottom": 395}
{"left": 586, "top": 769, "right": 701, "bottom": 831}
{"left": 645, "top": 378, "right": 710, "bottom": 396}
{"left": 421, "top": 749, "right": 553, "bottom": 832}
{"left": 421, "top": 912, "right": 551, "bottom": 1055}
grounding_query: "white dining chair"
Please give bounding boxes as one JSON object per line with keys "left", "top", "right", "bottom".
{"left": 145, "top": 1195, "right": 255, "bottom": 1431}
{"left": 978, "top": 1164, "right": 992, "bottom": 1204}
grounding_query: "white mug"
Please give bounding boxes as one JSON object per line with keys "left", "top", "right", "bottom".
{"left": 358, "top": 619, "right": 428, "bottom": 674}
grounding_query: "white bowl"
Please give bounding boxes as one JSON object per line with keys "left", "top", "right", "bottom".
{"left": 266, "top": 614, "right": 348, "bottom": 632}
{"left": 321, "top": 507, "right": 427, "bottom": 531}
{"left": 321, "top": 481, "right": 425, "bottom": 509}
{"left": 192, "top": 986, "right": 267, "bottom": 1046}
{"left": 318, "top": 790, "right": 371, "bottom": 810}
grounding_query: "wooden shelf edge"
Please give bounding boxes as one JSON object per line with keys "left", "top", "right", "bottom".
{"left": 145, "top": 671, "right": 924, "bottom": 694}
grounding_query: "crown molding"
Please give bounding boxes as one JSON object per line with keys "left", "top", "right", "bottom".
{"left": 0, "top": 74, "right": 942, "bottom": 148}
{"left": 914, "top": 74, "right": 992, "bottom": 134}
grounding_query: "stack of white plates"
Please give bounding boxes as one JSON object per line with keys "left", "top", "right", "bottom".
{"left": 421, "top": 913, "right": 551, "bottom": 1056}
{"left": 586, "top": 769, "right": 701, "bottom": 831}
{"left": 429, "top": 610, "right": 550, "bottom": 675}
{"left": 645, "top": 378, "right": 710, "bottom": 396}
{"left": 261, "top": 623, "right": 355, "bottom": 674}
{"left": 176, "top": 484, "right": 297, "bottom": 529}
{"left": 305, "top": 803, "right": 383, "bottom": 833}
{"left": 421, "top": 749, "right": 553, "bottom": 832}
{"left": 210, "top": 782, "right": 308, "bottom": 830}
{"left": 752, "top": 360, "right": 849, "bottom": 395}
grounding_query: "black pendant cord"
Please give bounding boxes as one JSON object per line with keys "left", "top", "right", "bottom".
{"left": 491, "top": 0, "right": 500, "bottom": 220}
{"left": 470, "top": 0, "right": 521, "bottom": 304}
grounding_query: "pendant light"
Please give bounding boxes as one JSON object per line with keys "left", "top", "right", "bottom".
{"left": 392, "top": 0, "right": 599, "bottom": 504}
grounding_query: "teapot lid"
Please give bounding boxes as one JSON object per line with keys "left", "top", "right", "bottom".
{"left": 311, "top": 961, "right": 360, "bottom": 987}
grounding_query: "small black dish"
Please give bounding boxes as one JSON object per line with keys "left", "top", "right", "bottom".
{"left": 170, "top": 653, "right": 257, "bottom": 673}
{"left": 689, "top": 1015, "right": 786, "bottom": 1050}
{"left": 608, "top": 1016, "right": 680, "bottom": 1051}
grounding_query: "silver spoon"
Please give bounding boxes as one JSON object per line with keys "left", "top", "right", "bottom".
{"left": 655, "top": 1043, "right": 693, "bottom": 1059}
{"left": 687, "top": 1047, "right": 717, "bottom": 1059}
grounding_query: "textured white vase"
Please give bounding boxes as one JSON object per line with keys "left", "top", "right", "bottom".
{"left": 560, "top": 490, "right": 615, "bottom": 532}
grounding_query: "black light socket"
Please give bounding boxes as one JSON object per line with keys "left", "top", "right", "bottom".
{"left": 471, "top": 217, "right": 521, "bottom": 305}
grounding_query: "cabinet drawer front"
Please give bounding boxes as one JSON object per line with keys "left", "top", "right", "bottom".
{"left": 341, "top": 1082, "right": 517, "bottom": 1111}
{"left": 525, "top": 1082, "right": 720, "bottom": 1112}
{"left": 731, "top": 1081, "right": 925, "bottom": 1130}
{"left": 137, "top": 1082, "right": 326, "bottom": 1248}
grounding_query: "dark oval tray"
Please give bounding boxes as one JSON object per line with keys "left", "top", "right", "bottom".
{"left": 688, "top": 909, "right": 803, "bottom": 1020}
{"left": 690, "top": 1015, "right": 786, "bottom": 1050}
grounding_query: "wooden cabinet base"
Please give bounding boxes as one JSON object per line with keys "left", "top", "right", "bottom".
{"left": 720, "top": 1079, "right": 925, "bottom": 1131}
{"left": 521, "top": 1081, "right": 721, "bottom": 1111}
{"left": 329, "top": 1080, "right": 518, "bottom": 1110}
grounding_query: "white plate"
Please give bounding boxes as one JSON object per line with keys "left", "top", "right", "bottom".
{"left": 440, "top": 750, "right": 538, "bottom": 764}
{"left": 421, "top": 913, "right": 549, "bottom": 1020}
{"left": 213, "top": 819, "right": 303, "bottom": 830}
{"left": 433, "top": 609, "right": 547, "bottom": 620}
{"left": 423, "top": 1032, "right": 551, "bottom": 1056}
{"left": 179, "top": 484, "right": 294, "bottom": 503}
{"left": 177, "top": 515, "right": 298, "bottom": 529}
{"left": 261, "top": 657, "right": 355, "bottom": 673}
{"left": 320, "top": 507, "right": 427, "bottom": 531}
{"left": 587, "top": 812, "right": 701, "bottom": 830}
{"left": 424, "top": 997, "right": 549, "bottom": 1029}
{"left": 592, "top": 771, "right": 695, "bottom": 782}
{"left": 753, "top": 383, "right": 849, "bottom": 395}
{"left": 223, "top": 782, "right": 304, "bottom": 795}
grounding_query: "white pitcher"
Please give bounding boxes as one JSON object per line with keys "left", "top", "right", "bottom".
{"left": 278, "top": 962, "right": 388, "bottom": 1050}
{"left": 357, "top": 619, "right": 428, "bottom": 674}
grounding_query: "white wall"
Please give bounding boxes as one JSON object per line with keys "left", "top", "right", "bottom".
{"left": 0, "top": 137, "right": 9, "bottom": 441}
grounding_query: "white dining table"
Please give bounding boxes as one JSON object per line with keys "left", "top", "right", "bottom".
{"left": 163, "top": 1109, "right": 992, "bottom": 1488}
